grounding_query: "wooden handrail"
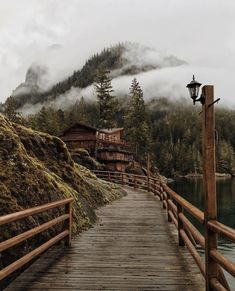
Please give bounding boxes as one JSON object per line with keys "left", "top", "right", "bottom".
{"left": 179, "top": 212, "right": 205, "bottom": 248}
{"left": 210, "top": 278, "right": 227, "bottom": 291}
{"left": 0, "top": 214, "right": 69, "bottom": 252}
{"left": 180, "top": 228, "right": 206, "bottom": 277}
{"left": 0, "top": 198, "right": 73, "bottom": 226}
{"left": 208, "top": 220, "right": 235, "bottom": 242}
{"left": 94, "top": 170, "right": 234, "bottom": 291}
{"left": 210, "top": 249, "right": 235, "bottom": 277}
{"left": 0, "top": 197, "right": 73, "bottom": 282}
{"left": 162, "top": 184, "right": 204, "bottom": 224}
{"left": 0, "top": 231, "right": 69, "bottom": 281}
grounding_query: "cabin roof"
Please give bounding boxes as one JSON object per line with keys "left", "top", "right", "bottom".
{"left": 59, "top": 122, "right": 97, "bottom": 137}
{"left": 59, "top": 123, "right": 124, "bottom": 138}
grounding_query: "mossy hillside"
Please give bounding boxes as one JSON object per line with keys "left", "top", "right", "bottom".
{"left": 0, "top": 114, "right": 124, "bottom": 274}
{"left": 71, "top": 148, "right": 105, "bottom": 171}
{"left": 13, "top": 124, "right": 123, "bottom": 208}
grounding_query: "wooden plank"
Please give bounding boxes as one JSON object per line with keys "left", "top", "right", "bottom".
{"left": 5, "top": 188, "right": 204, "bottom": 290}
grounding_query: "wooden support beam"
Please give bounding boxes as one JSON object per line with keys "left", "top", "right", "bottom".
{"left": 202, "top": 85, "right": 219, "bottom": 290}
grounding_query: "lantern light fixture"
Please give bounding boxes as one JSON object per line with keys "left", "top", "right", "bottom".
{"left": 186, "top": 75, "right": 205, "bottom": 105}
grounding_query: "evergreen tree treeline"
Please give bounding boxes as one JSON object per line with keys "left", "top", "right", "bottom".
{"left": 4, "top": 86, "right": 235, "bottom": 177}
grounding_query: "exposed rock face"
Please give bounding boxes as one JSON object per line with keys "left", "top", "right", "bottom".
{"left": 126, "top": 161, "right": 146, "bottom": 176}
{"left": 12, "top": 63, "right": 48, "bottom": 97}
{"left": 71, "top": 148, "right": 105, "bottom": 171}
{"left": 0, "top": 114, "right": 124, "bottom": 286}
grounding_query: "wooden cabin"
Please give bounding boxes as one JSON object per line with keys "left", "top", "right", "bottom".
{"left": 59, "top": 123, "right": 98, "bottom": 155}
{"left": 98, "top": 148, "right": 133, "bottom": 172}
{"left": 59, "top": 123, "right": 134, "bottom": 171}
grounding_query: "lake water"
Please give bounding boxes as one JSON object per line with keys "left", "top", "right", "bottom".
{"left": 170, "top": 177, "right": 235, "bottom": 289}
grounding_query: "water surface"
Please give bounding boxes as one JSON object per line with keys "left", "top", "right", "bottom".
{"left": 170, "top": 177, "right": 235, "bottom": 288}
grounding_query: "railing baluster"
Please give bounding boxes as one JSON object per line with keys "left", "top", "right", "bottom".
{"left": 134, "top": 175, "right": 137, "bottom": 189}
{"left": 162, "top": 191, "right": 166, "bottom": 209}
{"left": 65, "top": 200, "right": 73, "bottom": 247}
{"left": 166, "top": 192, "right": 172, "bottom": 222}
{"left": 177, "top": 203, "right": 185, "bottom": 247}
{"left": 154, "top": 179, "right": 157, "bottom": 195}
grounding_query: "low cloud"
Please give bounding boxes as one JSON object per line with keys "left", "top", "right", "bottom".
{"left": 1, "top": 0, "right": 235, "bottom": 104}
{"left": 20, "top": 63, "right": 235, "bottom": 116}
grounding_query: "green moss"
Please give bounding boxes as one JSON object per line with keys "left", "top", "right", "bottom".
{"left": 0, "top": 114, "right": 125, "bottom": 276}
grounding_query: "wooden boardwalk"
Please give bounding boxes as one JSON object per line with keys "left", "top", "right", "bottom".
{"left": 6, "top": 187, "right": 204, "bottom": 291}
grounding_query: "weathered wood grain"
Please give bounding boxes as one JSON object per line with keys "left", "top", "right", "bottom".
{"left": 5, "top": 187, "right": 204, "bottom": 290}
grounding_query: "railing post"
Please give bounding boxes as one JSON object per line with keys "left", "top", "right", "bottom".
{"left": 162, "top": 191, "right": 166, "bottom": 209}
{"left": 177, "top": 202, "right": 185, "bottom": 246}
{"left": 121, "top": 173, "right": 124, "bottom": 185}
{"left": 202, "top": 85, "right": 219, "bottom": 290}
{"left": 159, "top": 186, "right": 163, "bottom": 201}
{"left": 65, "top": 201, "right": 72, "bottom": 247}
{"left": 134, "top": 175, "right": 137, "bottom": 189}
{"left": 166, "top": 192, "right": 172, "bottom": 222}
{"left": 153, "top": 179, "right": 157, "bottom": 196}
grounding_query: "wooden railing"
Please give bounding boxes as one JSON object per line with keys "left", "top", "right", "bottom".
{"left": 0, "top": 197, "right": 73, "bottom": 282}
{"left": 94, "top": 170, "right": 234, "bottom": 291}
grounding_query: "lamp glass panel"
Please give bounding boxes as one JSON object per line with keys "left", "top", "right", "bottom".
{"left": 188, "top": 88, "right": 192, "bottom": 97}
{"left": 191, "top": 87, "right": 197, "bottom": 98}
{"left": 195, "top": 85, "right": 200, "bottom": 97}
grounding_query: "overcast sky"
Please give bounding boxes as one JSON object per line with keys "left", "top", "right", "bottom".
{"left": 1, "top": 0, "right": 235, "bottom": 106}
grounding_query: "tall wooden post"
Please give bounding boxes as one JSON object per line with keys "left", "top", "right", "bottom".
{"left": 202, "top": 85, "right": 218, "bottom": 290}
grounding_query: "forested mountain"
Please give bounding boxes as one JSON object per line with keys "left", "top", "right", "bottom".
{"left": 148, "top": 99, "right": 235, "bottom": 176}
{"left": 4, "top": 43, "right": 235, "bottom": 177}
{"left": 8, "top": 42, "right": 186, "bottom": 112}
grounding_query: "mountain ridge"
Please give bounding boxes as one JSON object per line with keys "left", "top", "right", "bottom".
{"left": 10, "top": 42, "right": 186, "bottom": 113}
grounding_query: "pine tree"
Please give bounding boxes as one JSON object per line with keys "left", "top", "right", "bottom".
{"left": 28, "top": 107, "right": 59, "bottom": 135}
{"left": 4, "top": 96, "right": 24, "bottom": 124}
{"left": 94, "top": 70, "right": 116, "bottom": 129}
{"left": 124, "top": 78, "right": 151, "bottom": 156}
{"left": 76, "top": 97, "right": 89, "bottom": 123}
{"left": 56, "top": 109, "right": 66, "bottom": 131}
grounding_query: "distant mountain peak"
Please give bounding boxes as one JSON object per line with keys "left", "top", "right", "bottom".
{"left": 12, "top": 63, "right": 49, "bottom": 97}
